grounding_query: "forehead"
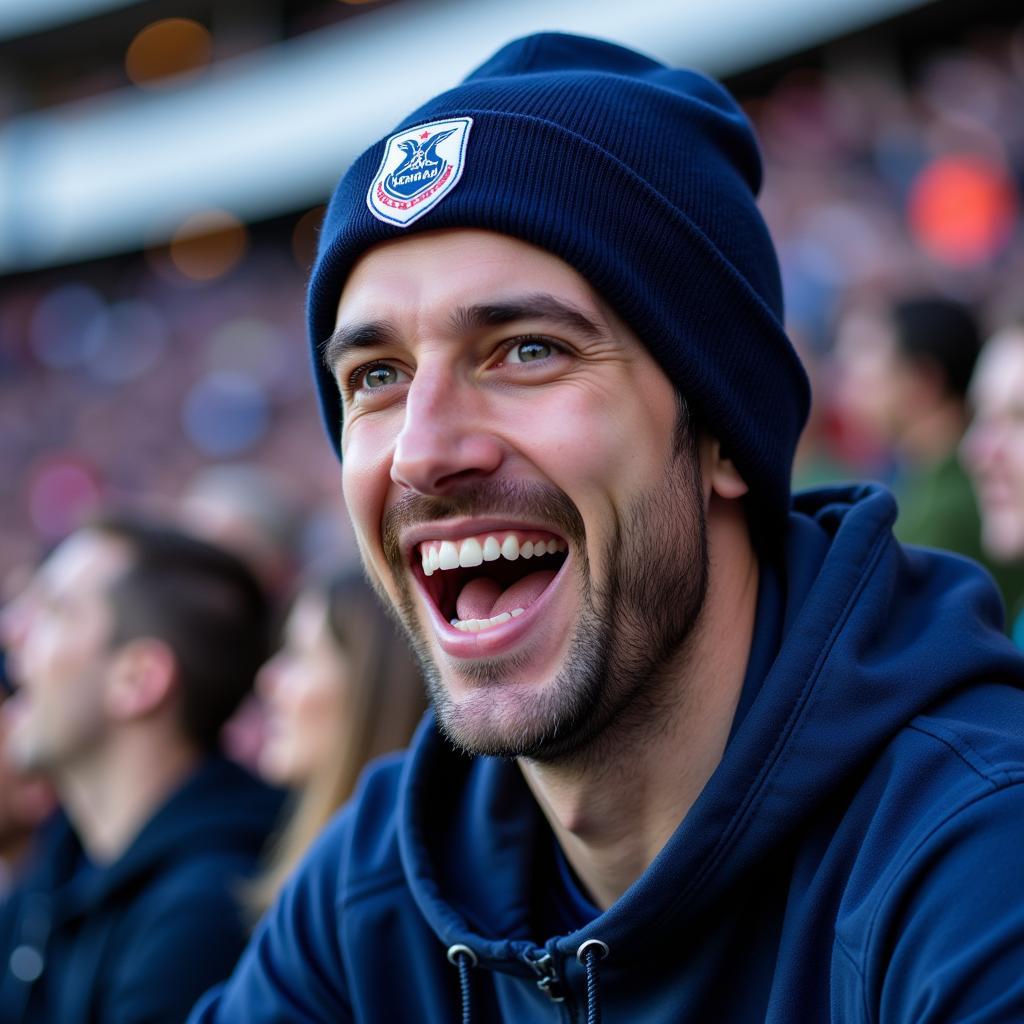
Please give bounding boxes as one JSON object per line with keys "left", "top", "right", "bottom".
{"left": 37, "top": 531, "right": 131, "bottom": 601}
{"left": 971, "top": 331, "right": 1024, "bottom": 410}
{"left": 336, "top": 229, "right": 605, "bottom": 328}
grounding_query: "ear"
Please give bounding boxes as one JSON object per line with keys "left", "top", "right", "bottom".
{"left": 701, "top": 436, "right": 750, "bottom": 502}
{"left": 105, "top": 639, "right": 178, "bottom": 722}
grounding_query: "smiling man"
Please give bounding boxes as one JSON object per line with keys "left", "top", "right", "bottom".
{"left": 192, "top": 33, "right": 1024, "bottom": 1023}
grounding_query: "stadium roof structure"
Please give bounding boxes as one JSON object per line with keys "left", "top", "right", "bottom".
{"left": 0, "top": 0, "right": 931, "bottom": 273}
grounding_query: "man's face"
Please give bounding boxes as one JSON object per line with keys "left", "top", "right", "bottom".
{"left": 962, "top": 329, "right": 1024, "bottom": 562}
{"left": 0, "top": 531, "right": 130, "bottom": 775}
{"left": 329, "top": 229, "right": 710, "bottom": 763}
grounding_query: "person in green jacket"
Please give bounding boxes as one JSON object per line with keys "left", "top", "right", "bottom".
{"left": 835, "top": 294, "right": 1024, "bottom": 621}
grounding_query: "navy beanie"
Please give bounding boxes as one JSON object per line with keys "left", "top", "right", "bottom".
{"left": 308, "top": 32, "right": 810, "bottom": 529}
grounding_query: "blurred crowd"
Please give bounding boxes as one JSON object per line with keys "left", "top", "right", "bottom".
{"left": 749, "top": 19, "right": 1024, "bottom": 630}
{"left": 1, "top": 12, "right": 1024, "bottom": 1020}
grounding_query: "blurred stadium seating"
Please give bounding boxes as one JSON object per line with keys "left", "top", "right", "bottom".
{"left": 1, "top": 0, "right": 1021, "bottom": 577}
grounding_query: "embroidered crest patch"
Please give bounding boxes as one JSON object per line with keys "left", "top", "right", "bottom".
{"left": 366, "top": 117, "right": 473, "bottom": 227}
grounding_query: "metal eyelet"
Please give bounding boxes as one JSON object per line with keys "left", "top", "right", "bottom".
{"left": 446, "top": 944, "right": 479, "bottom": 967}
{"left": 576, "top": 939, "right": 609, "bottom": 965}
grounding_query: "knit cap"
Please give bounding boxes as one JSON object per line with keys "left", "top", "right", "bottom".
{"left": 308, "top": 32, "right": 810, "bottom": 529}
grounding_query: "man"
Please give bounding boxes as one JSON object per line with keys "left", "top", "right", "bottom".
{"left": 962, "top": 324, "right": 1024, "bottom": 646}
{"left": 833, "top": 294, "right": 1024, "bottom": 615}
{"left": 0, "top": 515, "right": 281, "bottom": 1023}
{"left": 193, "top": 34, "right": 1024, "bottom": 1022}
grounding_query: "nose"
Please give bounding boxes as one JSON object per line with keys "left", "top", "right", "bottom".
{"left": 255, "top": 654, "right": 284, "bottom": 702}
{"left": 391, "top": 368, "right": 503, "bottom": 495}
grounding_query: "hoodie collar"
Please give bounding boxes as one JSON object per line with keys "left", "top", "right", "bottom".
{"left": 46, "top": 756, "right": 275, "bottom": 923}
{"left": 398, "top": 483, "right": 1020, "bottom": 968}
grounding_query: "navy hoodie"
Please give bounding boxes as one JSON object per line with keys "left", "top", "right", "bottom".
{"left": 0, "top": 755, "right": 281, "bottom": 1024}
{"left": 191, "top": 485, "right": 1024, "bottom": 1022}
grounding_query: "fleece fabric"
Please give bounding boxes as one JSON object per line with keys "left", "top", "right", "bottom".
{"left": 0, "top": 756, "right": 281, "bottom": 1024}
{"left": 191, "top": 484, "right": 1024, "bottom": 1022}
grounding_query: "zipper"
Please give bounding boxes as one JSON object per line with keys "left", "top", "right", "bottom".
{"left": 523, "top": 948, "right": 565, "bottom": 1003}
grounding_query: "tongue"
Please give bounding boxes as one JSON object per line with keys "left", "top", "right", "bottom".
{"left": 456, "top": 570, "right": 557, "bottom": 621}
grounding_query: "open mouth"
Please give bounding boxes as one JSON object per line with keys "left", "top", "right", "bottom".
{"left": 413, "top": 529, "right": 569, "bottom": 633}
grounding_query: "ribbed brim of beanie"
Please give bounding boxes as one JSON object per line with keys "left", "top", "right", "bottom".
{"left": 308, "top": 32, "right": 810, "bottom": 530}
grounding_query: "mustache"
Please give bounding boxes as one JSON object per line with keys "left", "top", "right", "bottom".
{"left": 381, "top": 480, "right": 586, "bottom": 569}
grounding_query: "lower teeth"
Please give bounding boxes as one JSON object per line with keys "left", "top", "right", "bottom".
{"left": 450, "top": 607, "right": 526, "bottom": 632}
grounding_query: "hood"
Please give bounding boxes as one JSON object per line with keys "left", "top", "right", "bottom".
{"left": 51, "top": 755, "right": 281, "bottom": 920}
{"left": 396, "top": 483, "right": 1022, "bottom": 973}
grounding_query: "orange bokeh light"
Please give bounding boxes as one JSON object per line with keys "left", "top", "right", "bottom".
{"left": 908, "top": 154, "right": 1018, "bottom": 267}
{"left": 169, "top": 211, "right": 248, "bottom": 282}
{"left": 126, "top": 18, "right": 213, "bottom": 90}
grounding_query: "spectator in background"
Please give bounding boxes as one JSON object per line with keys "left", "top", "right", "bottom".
{"left": 179, "top": 462, "right": 307, "bottom": 770}
{"left": 247, "top": 572, "right": 424, "bottom": 917}
{"left": 834, "top": 295, "right": 1022, "bottom": 614}
{"left": 0, "top": 515, "right": 281, "bottom": 1024}
{"left": 962, "top": 325, "right": 1024, "bottom": 647}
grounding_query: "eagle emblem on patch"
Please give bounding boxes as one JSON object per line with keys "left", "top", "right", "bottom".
{"left": 366, "top": 117, "right": 473, "bottom": 227}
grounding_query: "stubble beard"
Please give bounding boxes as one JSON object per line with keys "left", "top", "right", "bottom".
{"left": 377, "top": 426, "right": 710, "bottom": 767}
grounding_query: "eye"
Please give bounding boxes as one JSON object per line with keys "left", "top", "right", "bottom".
{"left": 505, "top": 338, "right": 554, "bottom": 364}
{"left": 364, "top": 365, "right": 400, "bottom": 388}
{"left": 346, "top": 362, "right": 409, "bottom": 395}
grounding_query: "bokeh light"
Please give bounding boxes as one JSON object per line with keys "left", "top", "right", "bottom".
{"left": 26, "top": 456, "right": 103, "bottom": 543}
{"left": 182, "top": 371, "right": 269, "bottom": 456}
{"left": 168, "top": 211, "right": 248, "bottom": 282}
{"left": 907, "top": 154, "right": 1018, "bottom": 267}
{"left": 86, "top": 300, "right": 168, "bottom": 382}
{"left": 29, "top": 284, "right": 106, "bottom": 369}
{"left": 125, "top": 19, "right": 213, "bottom": 90}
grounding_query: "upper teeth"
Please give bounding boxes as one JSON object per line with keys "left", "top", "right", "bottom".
{"left": 419, "top": 533, "right": 566, "bottom": 576}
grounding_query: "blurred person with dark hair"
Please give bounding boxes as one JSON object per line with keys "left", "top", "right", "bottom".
{"left": 834, "top": 294, "right": 1022, "bottom": 612}
{"left": 962, "top": 325, "right": 1024, "bottom": 647}
{"left": 248, "top": 572, "right": 424, "bottom": 917}
{"left": 0, "top": 515, "right": 281, "bottom": 1024}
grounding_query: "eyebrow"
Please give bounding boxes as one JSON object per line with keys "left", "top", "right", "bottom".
{"left": 321, "top": 293, "right": 606, "bottom": 372}
{"left": 321, "top": 321, "right": 401, "bottom": 374}
{"left": 447, "top": 294, "right": 606, "bottom": 341}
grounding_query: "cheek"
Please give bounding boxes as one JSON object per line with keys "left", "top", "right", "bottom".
{"left": 342, "top": 424, "right": 397, "bottom": 552}
{"left": 529, "top": 381, "right": 675, "bottom": 494}
{"left": 1009, "top": 434, "right": 1024, "bottom": 490}
{"left": 23, "top": 625, "right": 82, "bottom": 686}
{"left": 292, "top": 678, "right": 345, "bottom": 765}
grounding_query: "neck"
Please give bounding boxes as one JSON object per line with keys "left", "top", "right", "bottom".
{"left": 57, "top": 729, "right": 200, "bottom": 864}
{"left": 519, "top": 498, "right": 759, "bottom": 909}
{"left": 896, "top": 401, "right": 966, "bottom": 465}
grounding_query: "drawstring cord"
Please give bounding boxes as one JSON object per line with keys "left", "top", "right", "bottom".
{"left": 447, "top": 939, "right": 609, "bottom": 1023}
{"left": 447, "top": 944, "right": 477, "bottom": 1024}
{"left": 576, "top": 939, "right": 609, "bottom": 1024}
